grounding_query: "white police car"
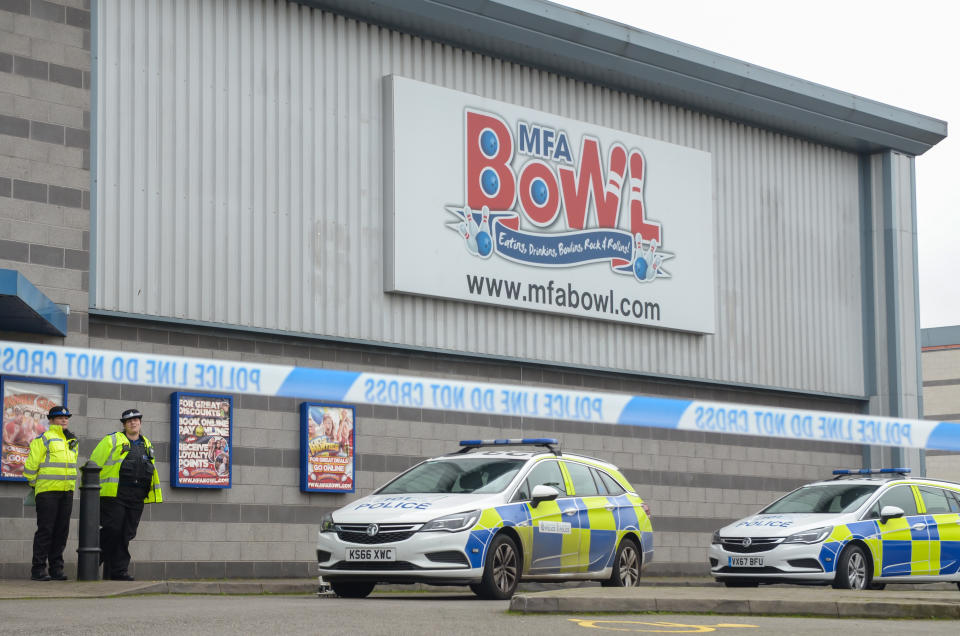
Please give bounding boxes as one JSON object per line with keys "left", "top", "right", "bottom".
{"left": 317, "top": 438, "right": 654, "bottom": 599}
{"left": 710, "top": 468, "right": 960, "bottom": 590}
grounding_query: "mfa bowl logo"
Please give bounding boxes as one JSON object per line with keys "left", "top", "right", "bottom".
{"left": 448, "top": 109, "right": 673, "bottom": 284}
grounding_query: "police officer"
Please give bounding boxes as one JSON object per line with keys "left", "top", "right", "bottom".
{"left": 23, "top": 405, "right": 78, "bottom": 581}
{"left": 90, "top": 408, "right": 163, "bottom": 581}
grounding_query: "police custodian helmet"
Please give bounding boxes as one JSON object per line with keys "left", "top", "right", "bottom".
{"left": 48, "top": 405, "right": 72, "bottom": 419}
{"left": 120, "top": 408, "right": 143, "bottom": 422}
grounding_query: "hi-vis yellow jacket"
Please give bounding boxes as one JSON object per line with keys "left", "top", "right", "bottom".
{"left": 89, "top": 432, "right": 163, "bottom": 503}
{"left": 23, "top": 425, "right": 78, "bottom": 494}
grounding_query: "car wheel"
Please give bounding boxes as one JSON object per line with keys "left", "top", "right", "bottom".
{"left": 601, "top": 537, "right": 642, "bottom": 587}
{"left": 832, "top": 544, "right": 870, "bottom": 590}
{"left": 473, "top": 533, "right": 520, "bottom": 600}
{"left": 722, "top": 580, "right": 759, "bottom": 588}
{"left": 330, "top": 581, "right": 376, "bottom": 598}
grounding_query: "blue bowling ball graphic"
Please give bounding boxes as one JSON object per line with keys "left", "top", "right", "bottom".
{"left": 634, "top": 257, "right": 648, "bottom": 281}
{"left": 480, "top": 130, "right": 498, "bottom": 157}
{"left": 481, "top": 168, "right": 499, "bottom": 196}
{"left": 476, "top": 231, "right": 492, "bottom": 257}
{"left": 531, "top": 178, "right": 548, "bottom": 206}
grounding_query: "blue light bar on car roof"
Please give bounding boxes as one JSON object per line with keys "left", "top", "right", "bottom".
{"left": 459, "top": 438, "right": 559, "bottom": 446}
{"left": 832, "top": 468, "right": 911, "bottom": 475}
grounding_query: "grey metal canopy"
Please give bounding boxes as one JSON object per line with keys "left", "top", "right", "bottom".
{"left": 298, "top": 0, "right": 946, "bottom": 155}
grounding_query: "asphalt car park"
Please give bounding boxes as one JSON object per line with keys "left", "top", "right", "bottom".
{"left": 316, "top": 438, "right": 654, "bottom": 599}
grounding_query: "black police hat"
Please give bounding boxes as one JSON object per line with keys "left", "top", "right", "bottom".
{"left": 120, "top": 408, "right": 143, "bottom": 422}
{"left": 48, "top": 406, "right": 72, "bottom": 419}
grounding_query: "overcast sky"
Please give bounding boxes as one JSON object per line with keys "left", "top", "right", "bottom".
{"left": 553, "top": 0, "right": 958, "bottom": 329}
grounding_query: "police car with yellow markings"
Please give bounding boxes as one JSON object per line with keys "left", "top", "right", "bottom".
{"left": 710, "top": 468, "right": 960, "bottom": 590}
{"left": 317, "top": 438, "right": 653, "bottom": 599}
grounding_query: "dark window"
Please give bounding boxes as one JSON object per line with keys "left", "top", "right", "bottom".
{"left": 378, "top": 457, "right": 524, "bottom": 494}
{"left": 762, "top": 484, "right": 878, "bottom": 514}
{"left": 946, "top": 490, "right": 960, "bottom": 513}
{"left": 918, "top": 487, "right": 953, "bottom": 514}
{"left": 869, "top": 485, "right": 919, "bottom": 517}
{"left": 598, "top": 471, "right": 626, "bottom": 495}
{"left": 564, "top": 461, "right": 600, "bottom": 497}
{"left": 515, "top": 460, "right": 566, "bottom": 501}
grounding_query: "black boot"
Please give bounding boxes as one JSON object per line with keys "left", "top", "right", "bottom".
{"left": 30, "top": 569, "right": 51, "bottom": 581}
{"left": 49, "top": 570, "right": 68, "bottom": 581}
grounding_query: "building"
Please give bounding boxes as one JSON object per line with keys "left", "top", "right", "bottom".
{"left": 922, "top": 326, "right": 960, "bottom": 483}
{"left": 0, "top": 0, "right": 948, "bottom": 578}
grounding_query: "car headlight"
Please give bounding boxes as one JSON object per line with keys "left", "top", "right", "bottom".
{"left": 782, "top": 526, "right": 832, "bottom": 544}
{"left": 711, "top": 530, "right": 721, "bottom": 545}
{"left": 420, "top": 510, "right": 481, "bottom": 532}
{"left": 320, "top": 512, "right": 337, "bottom": 533}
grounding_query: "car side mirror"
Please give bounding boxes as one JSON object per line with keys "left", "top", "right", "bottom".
{"left": 880, "top": 505, "right": 905, "bottom": 524}
{"left": 531, "top": 484, "right": 560, "bottom": 507}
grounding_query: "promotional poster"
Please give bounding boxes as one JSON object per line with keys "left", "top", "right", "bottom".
{"left": 170, "top": 392, "right": 232, "bottom": 488}
{"left": 300, "top": 403, "right": 355, "bottom": 493}
{"left": 1, "top": 377, "right": 66, "bottom": 481}
{"left": 383, "top": 75, "right": 715, "bottom": 333}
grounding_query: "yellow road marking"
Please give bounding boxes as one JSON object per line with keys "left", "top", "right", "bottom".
{"left": 568, "top": 618, "right": 758, "bottom": 633}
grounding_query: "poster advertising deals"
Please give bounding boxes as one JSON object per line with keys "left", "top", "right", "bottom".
{"left": 383, "top": 75, "right": 715, "bottom": 333}
{"left": 170, "top": 392, "right": 232, "bottom": 488}
{"left": 1, "top": 376, "right": 67, "bottom": 481}
{"left": 300, "top": 403, "right": 355, "bottom": 493}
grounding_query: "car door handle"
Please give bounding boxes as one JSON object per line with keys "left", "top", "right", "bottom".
{"left": 604, "top": 505, "right": 616, "bottom": 511}
{"left": 911, "top": 523, "right": 926, "bottom": 531}
{"left": 564, "top": 510, "right": 576, "bottom": 517}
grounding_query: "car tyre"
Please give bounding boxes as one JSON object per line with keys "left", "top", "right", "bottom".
{"left": 722, "top": 580, "right": 759, "bottom": 588}
{"left": 473, "top": 533, "right": 520, "bottom": 600}
{"left": 330, "top": 580, "right": 376, "bottom": 598}
{"left": 601, "top": 537, "right": 642, "bottom": 587}
{"left": 832, "top": 544, "right": 870, "bottom": 590}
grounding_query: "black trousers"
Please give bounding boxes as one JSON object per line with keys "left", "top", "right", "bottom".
{"left": 99, "top": 497, "right": 144, "bottom": 578}
{"left": 32, "top": 490, "right": 74, "bottom": 575}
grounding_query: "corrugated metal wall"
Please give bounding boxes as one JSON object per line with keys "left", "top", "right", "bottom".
{"left": 95, "top": 0, "right": 865, "bottom": 397}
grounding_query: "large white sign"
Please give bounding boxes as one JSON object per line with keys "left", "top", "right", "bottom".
{"left": 384, "top": 76, "right": 715, "bottom": 333}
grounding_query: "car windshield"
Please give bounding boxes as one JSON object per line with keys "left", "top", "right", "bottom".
{"left": 377, "top": 457, "right": 526, "bottom": 494}
{"left": 760, "top": 483, "right": 880, "bottom": 514}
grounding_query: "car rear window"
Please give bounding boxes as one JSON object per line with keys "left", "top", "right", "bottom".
{"left": 564, "top": 461, "right": 600, "bottom": 496}
{"left": 918, "top": 486, "right": 954, "bottom": 514}
{"left": 598, "top": 470, "right": 626, "bottom": 495}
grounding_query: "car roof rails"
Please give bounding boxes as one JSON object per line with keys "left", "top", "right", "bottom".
{"left": 831, "top": 467, "right": 911, "bottom": 480}
{"left": 454, "top": 438, "right": 562, "bottom": 456}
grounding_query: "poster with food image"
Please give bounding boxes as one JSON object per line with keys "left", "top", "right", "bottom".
{"left": 300, "top": 403, "right": 355, "bottom": 493}
{"left": 1, "top": 377, "right": 67, "bottom": 481}
{"left": 170, "top": 392, "right": 232, "bottom": 488}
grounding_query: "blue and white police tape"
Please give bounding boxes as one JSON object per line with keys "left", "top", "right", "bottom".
{"left": 3, "top": 340, "right": 959, "bottom": 451}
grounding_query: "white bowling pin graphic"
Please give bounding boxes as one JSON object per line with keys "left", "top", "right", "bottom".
{"left": 465, "top": 208, "right": 479, "bottom": 255}
{"left": 481, "top": 205, "right": 491, "bottom": 234}
{"left": 607, "top": 145, "right": 627, "bottom": 198}
{"left": 649, "top": 254, "right": 663, "bottom": 281}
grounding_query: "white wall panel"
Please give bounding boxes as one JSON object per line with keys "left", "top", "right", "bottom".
{"left": 95, "top": 0, "right": 866, "bottom": 396}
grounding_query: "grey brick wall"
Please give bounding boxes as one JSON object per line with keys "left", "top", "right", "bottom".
{"left": 0, "top": 316, "right": 864, "bottom": 578}
{"left": 0, "top": 0, "right": 91, "bottom": 345}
